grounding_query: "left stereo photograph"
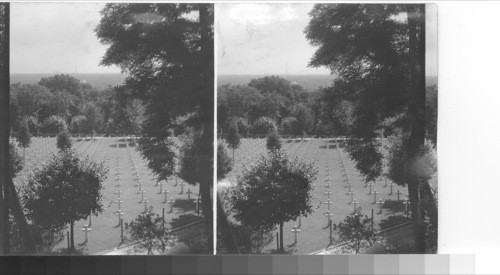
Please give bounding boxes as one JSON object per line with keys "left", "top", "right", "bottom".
{"left": 0, "top": 2, "right": 214, "bottom": 255}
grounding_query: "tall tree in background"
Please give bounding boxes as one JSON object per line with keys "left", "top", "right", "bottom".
{"left": 306, "top": 4, "right": 436, "bottom": 252}
{"left": 96, "top": 3, "right": 217, "bottom": 252}
{"left": 225, "top": 122, "right": 240, "bottom": 160}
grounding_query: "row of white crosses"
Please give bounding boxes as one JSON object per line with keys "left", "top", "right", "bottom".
{"left": 323, "top": 139, "right": 335, "bottom": 244}
{"left": 81, "top": 138, "right": 110, "bottom": 243}
{"left": 289, "top": 138, "right": 318, "bottom": 245}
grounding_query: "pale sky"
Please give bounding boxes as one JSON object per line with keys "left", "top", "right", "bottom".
{"left": 217, "top": 3, "right": 438, "bottom": 77}
{"left": 11, "top": 2, "right": 120, "bottom": 74}
{"left": 217, "top": 3, "right": 329, "bottom": 75}
{"left": 10, "top": 3, "right": 437, "bottom": 77}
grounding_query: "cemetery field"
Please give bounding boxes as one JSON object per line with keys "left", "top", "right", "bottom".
{"left": 219, "top": 138, "right": 436, "bottom": 254}
{"left": 13, "top": 137, "right": 200, "bottom": 255}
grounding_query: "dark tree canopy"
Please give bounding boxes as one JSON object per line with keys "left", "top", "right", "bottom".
{"left": 306, "top": 4, "right": 436, "bottom": 253}
{"left": 266, "top": 131, "right": 282, "bottom": 151}
{"left": 230, "top": 150, "right": 317, "bottom": 232}
{"left": 217, "top": 143, "right": 233, "bottom": 182}
{"left": 22, "top": 149, "right": 107, "bottom": 232}
{"left": 56, "top": 130, "right": 72, "bottom": 151}
{"left": 336, "top": 209, "right": 376, "bottom": 254}
{"left": 126, "top": 209, "right": 173, "bottom": 255}
{"left": 225, "top": 122, "right": 240, "bottom": 160}
{"left": 17, "top": 119, "right": 31, "bottom": 150}
{"left": 9, "top": 142, "right": 23, "bottom": 179}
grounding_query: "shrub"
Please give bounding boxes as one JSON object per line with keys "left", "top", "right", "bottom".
{"left": 57, "top": 130, "right": 72, "bottom": 151}
{"left": 70, "top": 115, "right": 86, "bottom": 134}
{"left": 20, "top": 116, "right": 40, "bottom": 134}
{"left": 250, "top": 117, "right": 277, "bottom": 135}
{"left": 41, "top": 115, "right": 67, "bottom": 133}
{"left": 266, "top": 131, "right": 282, "bottom": 151}
{"left": 280, "top": 117, "right": 298, "bottom": 135}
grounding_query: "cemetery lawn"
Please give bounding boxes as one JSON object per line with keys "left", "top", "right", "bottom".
{"left": 14, "top": 137, "right": 200, "bottom": 255}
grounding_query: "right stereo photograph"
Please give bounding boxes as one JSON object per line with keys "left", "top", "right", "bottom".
{"left": 216, "top": 3, "right": 438, "bottom": 255}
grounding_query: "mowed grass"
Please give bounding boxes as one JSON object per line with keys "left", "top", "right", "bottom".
{"left": 13, "top": 137, "right": 199, "bottom": 255}
{"left": 220, "top": 138, "right": 418, "bottom": 254}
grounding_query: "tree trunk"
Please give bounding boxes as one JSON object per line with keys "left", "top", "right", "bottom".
{"left": 422, "top": 180, "right": 438, "bottom": 230}
{"left": 7, "top": 178, "right": 36, "bottom": 254}
{"left": 0, "top": 3, "right": 9, "bottom": 255}
{"left": 216, "top": 195, "right": 239, "bottom": 254}
{"left": 406, "top": 4, "right": 427, "bottom": 254}
{"left": 70, "top": 221, "right": 74, "bottom": 251}
{"left": 232, "top": 148, "right": 235, "bottom": 161}
{"left": 279, "top": 222, "right": 284, "bottom": 252}
{"left": 2, "top": 176, "right": 9, "bottom": 255}
{"left": 199, "top": 180, "right": 213, "bottom": 252}
{"left": 198, "top": 4, "right": 215, "bottom": 254}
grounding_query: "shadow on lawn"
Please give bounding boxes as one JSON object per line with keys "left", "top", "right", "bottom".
{"left": 382, "top": 200, "right": 405, "bottom": 214}
{"left": 173, "top": 199, "right": 196, "bottom": 212}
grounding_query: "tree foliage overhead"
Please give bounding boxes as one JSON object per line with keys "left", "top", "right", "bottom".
{"left": 306, "top": 4, "right": 425, "bottom": 182}
{"left": 96, "top": 3, "right": 215, "bottom": 250}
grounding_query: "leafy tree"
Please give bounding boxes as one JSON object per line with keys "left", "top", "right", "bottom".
{"left": 215, "top": 143, "right": 239, "bottom": 254}
{"left": 225, "top": 122, "right": 241, "bottom": 160}
{"left": 230, "top": 149, "right": 317, "bottom": 251}
{"left": 96, "top": 3, "right": 216, "bottom": 251}
{"left": 69, "top": 115, "right": 86, "bottom": 134}
{"left": 218, "top": 85, "right": 262, "bottom": 120}
{"left": 41, "top": 115, "right": 67, "bottom": 134}
{"left": 137, "top": 136, "right": 177, "bottom": 183}
{"left": 125, "top": 99, "right": 145, "bottom": 136}
{"left": 80, "top": 102, "right": 103, "bottom": 134}
{"left": 223, "top": 221, "right": 274, "bottom": 254}
{"left": 292, "top": 104, "right": 314, "bottom": 135}
{"left": 217, "top": 143, "right": 233, "bottom": 182}
{"left": 306, "top": 4, "right": 436, "bottom": 252}
{"left": 9, "top": 141, "right": 23, "bottom": 179}
{"left": 126, "top": 208, "right": 172, "bottom": 255}
{"left": 20, "top": 116, "right": 40, "bottom": 134}
{"left": 38, "top": 74, "right": 90, "bottom": 98}
{"left": 280, "top": 117, "right": 298, "bottom": 135}
{"left": 250, "top": 117, "right": 277, "bottom": 135}
{"left": 16, "top": 119, "right": 31, "bottom": 158}
{"left": 336, "top": 209, "right": 377, "bottom": 254}
{"left": 266, "top": 131, "right": 282, "bottom": 151}
{"left": 57, "top": 130, "right": 72, "bottom": 151}
{"left": 10, "top": 84, "right": 51, "bottom": 120}
{"left": 22, "top": 149, "right": 107, "bottom": 251}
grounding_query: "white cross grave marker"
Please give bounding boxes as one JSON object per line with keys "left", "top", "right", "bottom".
{"left": 373, "top": 190, "right": 379, "bottom": 204}
{"left": 82, "top": 225, "right": 91, "bottom": 243}
{"left": 291, "top": 225, "right": 301, "bottom": 243}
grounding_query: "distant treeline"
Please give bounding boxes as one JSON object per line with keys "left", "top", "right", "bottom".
{"left": 218, "top": 75, "right": 438, "bottom": 141}
{"left": 11, "top": 73, "right": 126, "bottom": 91}
{"left": 10, "top": 74, "right": 145, "bottom": 136}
